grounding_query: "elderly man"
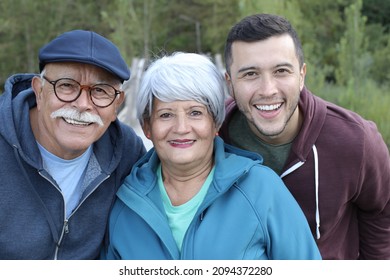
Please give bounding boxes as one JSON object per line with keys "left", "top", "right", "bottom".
{"left": 0, "top": 30, "right": 146, "bottom": 259}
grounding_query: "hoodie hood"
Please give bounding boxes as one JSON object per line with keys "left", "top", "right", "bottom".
{"left": 287, "top": 87, "right": 327, "bottom": 164}
{"left": 0, "top": 74, "right": 40, "bottom": 167}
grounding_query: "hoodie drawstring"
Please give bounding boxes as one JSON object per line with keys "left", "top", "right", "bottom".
{"left": 312, "top": 145, "right": 320, "bottom": 239}
{"left": 280, "top": 161, "right": 305, "bottom": 178}
{"left": 280, "top": 144, "right": 321, "bottom": 240}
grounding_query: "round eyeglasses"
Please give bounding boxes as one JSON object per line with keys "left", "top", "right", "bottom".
{"left": 42, "top": 76, "right": 123, "bottom": 108}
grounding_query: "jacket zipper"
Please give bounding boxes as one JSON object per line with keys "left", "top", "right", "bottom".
{"left": 180, "top": 174, "right": 248, "bottom": 259}
{"left": 39, "top": 170, "right": 110, "bottom": 259}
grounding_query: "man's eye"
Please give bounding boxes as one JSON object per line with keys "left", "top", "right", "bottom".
{"left": 242, "top": 71, "right": 258, "bottom": 79}
{"left": 58, "top": 83, "right": 77, "bottom": 91}
{"left": 60, "top": 83, "right": 74, "bottom": 88}
{"left": 94, "top": 87, "right": 104, "bottom": 93}
{"left": 276, "top": 68, "right": 291, "bottom": 74}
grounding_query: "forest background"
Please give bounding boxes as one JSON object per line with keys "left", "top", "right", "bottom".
{"left": 1, "top": 0, "right": 389, "bottom": 148}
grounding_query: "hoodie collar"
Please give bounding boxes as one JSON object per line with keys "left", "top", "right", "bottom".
{"left": 288, "top": 87, "right": 327, "bottom": 163}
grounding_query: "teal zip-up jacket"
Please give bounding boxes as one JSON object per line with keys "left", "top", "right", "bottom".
{"left": 103, "top": 137, "right": 321, "bottom": 260}
{"left": 0, "top": 74, "right": 146, "bottom": 259}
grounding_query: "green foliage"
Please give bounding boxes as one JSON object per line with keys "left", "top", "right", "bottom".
{"left": 365, "top": 27, "right": 390, "bottom": 86}
{"left": 196, "top": 0, "right": 238, "bottom": 55}
{"left": 363, "top": 0, "right": 390, "bottom": 32}
{"left": 296, "top": 0, "right": 352, "bottom": 82}
{"left": 316, "top": 80, "right": 390, "bottom": 148}
{"left": 0, "top": 0, "right": 112, "bottom": 85}
{"left": 335, "top": 0, "right": 368, "bottom": 88}
{"left": 101, "top": 0, "right": 146, "bottom": 61}
{"left": 1, "top": 0, "right": 389, "bottom": 148}
{"left": 237, "top": 0, "right": 303, "bottom": 26}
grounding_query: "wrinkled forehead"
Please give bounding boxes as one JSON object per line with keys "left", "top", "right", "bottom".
{"left": 44, "top": 62, "right": 122, "bottom": 85}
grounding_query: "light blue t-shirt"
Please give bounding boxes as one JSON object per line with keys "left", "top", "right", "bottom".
{"left": 37, "top": 143, "right": 92, "bottom": 218}
{"left": 158, "top": 164, "right": 214, "bottom": 251}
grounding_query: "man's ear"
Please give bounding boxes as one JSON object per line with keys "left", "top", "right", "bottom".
{"left": 224, "top": 72, "right": 234, "bottom": 97}
{"left": 111, "top": 92, "right": 126, "bottom": 122}
{"left": 31, "top": 76, "right": 43, "bottom": 109}
{"left": 300, "top": 63, "right": 307, "bottom": 91}
{"left": 116, "top": 91, "right": 125, "bottom": 106}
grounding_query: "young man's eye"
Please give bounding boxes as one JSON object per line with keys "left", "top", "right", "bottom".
{"left": 242, "top": 71, "right": 258, "bottom": 79}
{"left": 245, "top": 71, "right": 256, "bottom": 77}
{"left": 276, "top": 68, "right": 291, "bottom": 74}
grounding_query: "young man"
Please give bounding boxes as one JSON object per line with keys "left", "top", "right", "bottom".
{"left": 0, "top": 30, "right": 146, "bottom": 259}
{"left": 220, "top": 13, "right": 390, "bottom": 259}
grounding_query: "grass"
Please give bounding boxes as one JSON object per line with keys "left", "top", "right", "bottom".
{"left": 314, "top": 81, "right": 390, "bottom": 149}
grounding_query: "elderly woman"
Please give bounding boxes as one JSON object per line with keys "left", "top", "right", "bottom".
{"left": 102, "top": 52, "right": 321, "bottom": 260}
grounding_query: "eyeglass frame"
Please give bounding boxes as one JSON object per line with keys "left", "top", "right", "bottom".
{"left": 42, "top": 76, "right": 123, "bottom": 108}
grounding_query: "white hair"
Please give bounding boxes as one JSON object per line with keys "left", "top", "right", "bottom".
{"left": 136, "top": 52, "right": 226, "bottom": 128}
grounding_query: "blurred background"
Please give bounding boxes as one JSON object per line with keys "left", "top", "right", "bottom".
{"left": 1, "top": 0, "right": 389, "bottom": 148}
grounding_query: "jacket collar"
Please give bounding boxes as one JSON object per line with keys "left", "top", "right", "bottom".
{"left": 124, "top": 136, "right": 262, "bottom": 195}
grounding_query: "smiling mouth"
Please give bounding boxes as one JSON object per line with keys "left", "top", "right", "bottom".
{"left": 255, "top": 103, "right": 282, "bottom": 111}
{"left": 169, "top": 140, "right": 195, "bottom": 145}
{"left": 63, "top": 118, "right": 92, "bottom": 126}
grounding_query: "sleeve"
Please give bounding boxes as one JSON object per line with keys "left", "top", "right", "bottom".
{"left": 356, "top": 122, "right": 390, "bottom": 259}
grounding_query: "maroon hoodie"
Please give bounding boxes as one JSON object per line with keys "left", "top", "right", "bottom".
{"left": 219, "top": 87, "right": 390, "bottom": 259}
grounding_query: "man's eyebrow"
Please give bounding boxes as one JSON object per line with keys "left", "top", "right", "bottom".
{"left": 275, "top": 62, "right": 294, "bottom": 69}
{"left": 237, "top": 62, "right": 295, "bottom": 74}
{"left": 237, "top": 66, "right": 259, "bottom": 73}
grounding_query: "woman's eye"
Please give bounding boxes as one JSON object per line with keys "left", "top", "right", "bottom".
{"left": 190, "top": 110, "right": 202, "bottom": 116}
{"left": 160, "top": 112, "right": 171, "bottom": 118}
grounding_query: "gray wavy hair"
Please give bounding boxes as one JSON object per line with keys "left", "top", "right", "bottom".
{"left": 136, "top": 52, "right": 226, "bottom": 129}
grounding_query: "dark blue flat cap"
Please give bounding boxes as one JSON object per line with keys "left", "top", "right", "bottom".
{"left": 39, "top": 30, "right": 130, "bottom": 82}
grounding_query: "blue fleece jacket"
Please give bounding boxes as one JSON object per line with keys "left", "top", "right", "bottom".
{"left": 103, "top": 137, "right": 321, "bottom": 260}
{"left": 0, "top": 74, "right": 146, "bottom": 259}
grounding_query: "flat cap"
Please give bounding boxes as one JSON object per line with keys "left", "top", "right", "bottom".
{"left": 39, "top": 30, "right": 130, "bottom": 82}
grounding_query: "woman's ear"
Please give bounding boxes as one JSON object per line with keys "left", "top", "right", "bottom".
{"left": 142, "top": 120, "right": 151, "bottom": 139}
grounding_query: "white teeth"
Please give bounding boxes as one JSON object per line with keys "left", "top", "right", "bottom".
{"left": 256, "top": 103, "right": 282, "bottom": 111}
{"left": 64, "top": 118, "right": 90, "bottom": 126}
{"left": 170, "top": 140, "right": 194, "bottom": 145}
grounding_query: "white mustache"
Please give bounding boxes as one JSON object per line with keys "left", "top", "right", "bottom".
{"left": 51, "top": 108, "right": 104, "bottom": 126}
